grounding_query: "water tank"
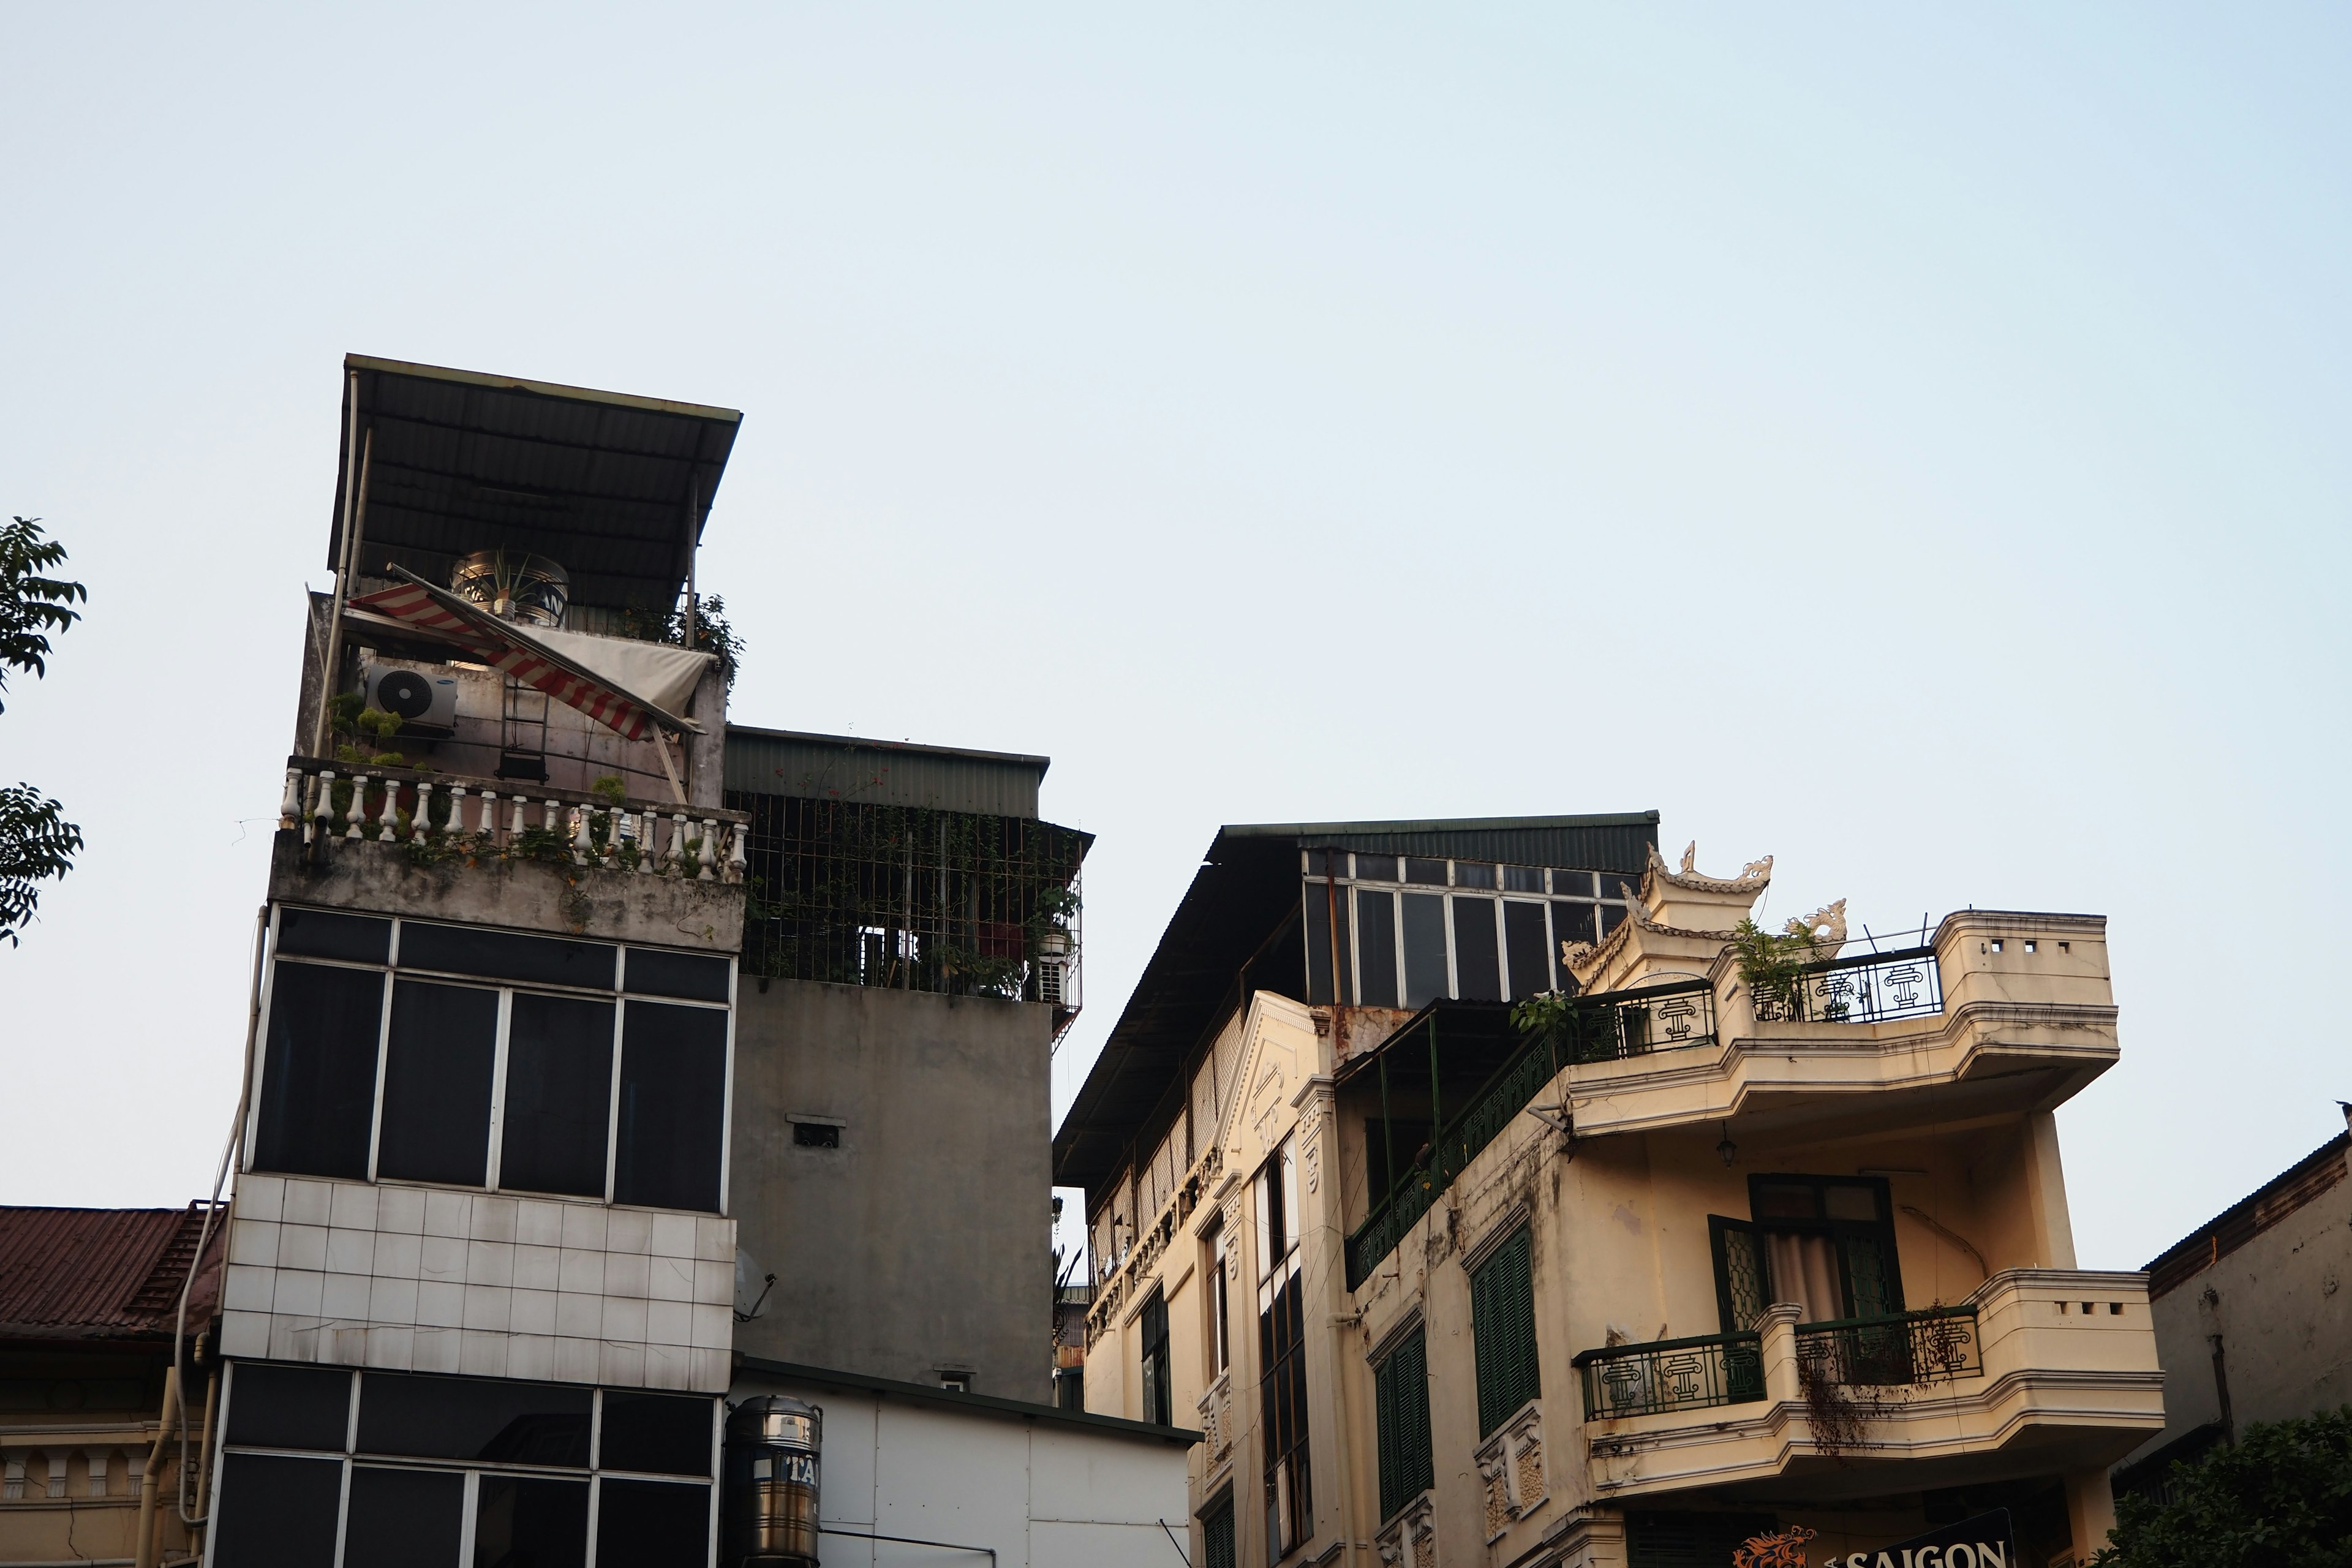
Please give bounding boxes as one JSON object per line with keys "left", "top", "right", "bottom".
{"left": 723, "top": 1396, "right": 822, "bottom": 1567}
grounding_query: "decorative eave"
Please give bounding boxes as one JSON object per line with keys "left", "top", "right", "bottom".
{"left": 1648, "top": 842, "right": 1774, "bottom": 897}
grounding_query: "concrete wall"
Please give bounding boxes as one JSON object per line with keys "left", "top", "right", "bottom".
{"left": 730, "top": 980, "right": 1055, "bottom": 1402}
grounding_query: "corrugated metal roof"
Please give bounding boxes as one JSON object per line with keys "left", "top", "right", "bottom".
{"left": 723, "top": 725, "right": 1049, "bottom": 818}
{"left": 0, "top": 1204, "right": 225, "bottom": 1342}
{"left": 331, "top": 355, "right": 743, "bottom": 615}
{"left": 2142, "top": 1130, "right": 2350, "bottom": 1298}
{"left": 1051, "top": 812, "right": 1659, "bottom": 1192}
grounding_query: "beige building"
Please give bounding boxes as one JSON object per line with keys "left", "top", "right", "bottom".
{"left": 1057, "top": 816, "right": 2162, "bottom": 1568}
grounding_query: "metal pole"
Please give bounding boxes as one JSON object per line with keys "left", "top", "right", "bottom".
{"left": 682, "top": 477, "right": 699, "bottom": 649}
{"left": 309, "top": 374, "right": 364, "bottom": 757}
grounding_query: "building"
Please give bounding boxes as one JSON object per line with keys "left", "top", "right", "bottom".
{"left": 189, "top": 355, "right": 1186, "bottom": 1567}
{"left": 2111, "top": 1104, "right": 2352, "bottom": 1499}
{"left": 1060, "top": 820, "right": 2164, "bottom": 1568}
{"left": 0, "top": 1204, "right": 225, "bottom": 1564}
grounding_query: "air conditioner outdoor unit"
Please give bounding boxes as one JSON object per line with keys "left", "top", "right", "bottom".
{"left": 361, "top": 663, "right": 459, "bottom": 737}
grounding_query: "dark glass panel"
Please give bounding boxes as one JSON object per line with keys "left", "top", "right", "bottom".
{"left": 345, "top": 1466, "right": 464, "bottom": 1568}
{"left": 1502, "top": 901, "right": 1550, "bottom": 1001}
{"left": 212, "top": 1452, "right": 341, "bottom": 1568}
{"left": 499, "top": 993, "right": 614, "bottom": 1199}
{"left": 1365, "top": 1118, "right": 1431, "bottom": 1202}
{"left": 1551, "top": 902, "right": 1597, "bottom": 950}
{"left": 624, "top": 948, "right": 731, "bottom": 1003}
{"left": 1551, "top": 870, "right": 1596, "bottom": 899}
{"left": 594, "top": 1479, "right": 711, "bottom": 1567}
{"left": 1353, "top": 854, "right": 1398, "bottom": 882}
{"left": 1452, "top": 862, "right": 1495, "bottom": 890}
{"left": 1354, "top": 891, "right": 1398, "bottom": 1008}
{"left": 472, "top": 1475, "right": 588, "bottom": 1568}
{"left": 614, "top": 1002, "right": 729, "bottom": 1213}
{"left": 1599, "top": 903, "right": 1627, "bottom": 938}
{"left": 254, "top": 961, "right": 383, "bottom": 1180}
{"left": 599, "top": 1392, "right": 715, "bottom": 1478}
{"left": 277, "top": 906, "right": 390, "bottom": 964}
{"left": 398, "top": 922, "right": 615, "bottom": 990}
{"left": 357, "top": 1373, "right": 590, "bottom": 1467}
{"left": 1501, "top": 865, "right": 1544, "bottom": 894}
{"left": 1302, "top": 848, "right": 1345, "bottom": 877}
{"left": 1400, "top": 894, "right": 1449, "bottom": 1008}
{"left": 225, "top": 1363, "right": 351, "bottom": 1451}
{"left": 1451, "top": 899, "right": 1501, "bottom": 1001}
{"left": 375, "top": 981, "right": 499, "bottom": 1187}
{"left": 1403, "top": 858, "right": 1449, "bottom": 887}
{"left": 1752, "top": 1183, "right": 1821, "bottom": 1221}
{"left": 1301, "top": 882, "right": 1352, "bottom": 1006}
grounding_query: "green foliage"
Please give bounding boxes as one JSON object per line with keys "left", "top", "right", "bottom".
{"left": 1731, "top": 917, "right": 1817, "bottom": 1016}
{"left": 2094, "top": 1408, "right": 2352, "bottom": 1567}
{"left": 590, "top": 774, "right": 628, "bottom": 807}
{"left": 0, "top": 784, "right": 83, "bottom": 947}
{"left": 1510, "top": 989, "right": 1572, "bottom": 1042}
{"left": 619, "top": 594, "right": 745, "bottom": 688}
{"left": 0, "top": 517, "right": 85, "bottom": 712}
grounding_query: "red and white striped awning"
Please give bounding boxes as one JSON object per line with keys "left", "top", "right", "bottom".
{"left": 349, "top": 570, "right": 705, "bottom": 742}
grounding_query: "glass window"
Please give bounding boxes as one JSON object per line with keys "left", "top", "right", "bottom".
{"left": 1140, "top": 1287, "right": 1171, "bottom": 1426}
{"left": 1552, "top": 900, "right": 1597, "bottom": 950}
{"left": 1452, "top": 862, "right": 1495, "bottom": 890}
{"left": 399, "top": 922, "right": 615, "bottom": 990}
{"left": 472, "top": 1474, "right": 589, "bottom": 1568}
{"left": 1551, "top": 870, "right": 1596, "bottom": 899}
{"left": 225, "top": 1363, "right": 351, "bottom": 1451}
{"left": 1502, "top": 902, "right": 1550, "bottom": 1000}
{"left": 499, "top": 993, "right": 616, "bottom": 1199}
{"left": 1374, "top": 1326, "right": 1433, "bottom": 1521}
{"left": 615, "top": 1001, "right": 728, "bottom": 1213}
{"left": 1209, "top": 1225, "right": 1231, "bottom": 1377}
{"left": 599, "top": 1393, "right": 713, "bottom": 1478}
{"left": 1451, "top": 897, "right": 1501, "bottom": 1001}
{"left": 1403, "top": 858, "right": 1449, "bottom": 886}
{"left": 1255, "top": 1140, "right": 1310, "bottom": 1556}
{"left": 1501, "top": 865, "right": 1544, "bottom": 894}
{"left": 1355, "top": 890, "right": 1398, "bottom": 1008}
{"left": 357, "top": 1373, "right": 590, "bottom": 1468}
{"left": 254, "top": 962, "right": 384, "bottom": 1180}
{"left": 624, "top": 948, "right": 731, "bottom": 1003}
{"left": 277, "top": 907, "right": 391, "bottom": 964}
{"left": 375, "top": 981, "right": 500, "bottom": 1186}
{"left": 345, "top": 1466, "right": 464, "bottom": 1568}
{"left": 1470, "top": 1227, "right": 1540, "bottom": 1436}
{"left": 1353, "top": 853, "right": 1398, "bottom": 882}
{"left": 1302, "top": 881, "right": 1352, "bottom": 1006}
{"left": 1302, "top": 848, "right": 1346, "bottom": 877}
{"left": 1599, "top": 903, "right": 1628, "bottom": 938}
{"left": 594, "top": 1478, "right": 710, "bottom": 1567}
{"left": 211, "top": 1452, "right": 342, "bottom": 1568}
{"left": 1400, "top": 894, "right": 1449, "bottom": 1008}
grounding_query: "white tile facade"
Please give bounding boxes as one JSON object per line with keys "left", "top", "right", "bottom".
{"left": 221, "top": 1174, "right": 734, "bottom": 1393}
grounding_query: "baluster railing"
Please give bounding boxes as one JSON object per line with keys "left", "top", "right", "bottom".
{"left": 280, "top": 769, "right": 303, "bottom": 833}
{"left": 669, "top": 812, "right": 688, "bottom": 877}
{"left": 412, "top": 780, "right": 434, "bottom": 840}
{"left": 344, "top": 775, "right": 369, "bottom": 840}
{"left": 698, "top": 818, "right": 718, "bottom": 880}
{"left": 376, "top": 778, "right": 401, "bottom": 839}
{"left": 727, "top": 821, "right": 748, "bottom": 882}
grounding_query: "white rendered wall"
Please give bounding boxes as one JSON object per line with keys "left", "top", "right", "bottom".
{"left": 221, "top": 1174, "right": 736, "bottom": 1392}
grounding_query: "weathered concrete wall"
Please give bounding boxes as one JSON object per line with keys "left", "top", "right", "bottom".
{"left": 268, "top": 834, "right": 745, "bottom": 952}
{"left": 729, "top": 979, "right": 1054, "bottom": 1402}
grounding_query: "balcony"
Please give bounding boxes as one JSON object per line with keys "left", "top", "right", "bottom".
{"left": 271, "top": 757, "right": 750, "bottom": 951}
{"left": 1578, "top": 1270, "right": 2163, "bottom": 1502}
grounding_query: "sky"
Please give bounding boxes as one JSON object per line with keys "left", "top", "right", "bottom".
{"left": 1, "top": 6, "right": 2346, "bottom": 1274}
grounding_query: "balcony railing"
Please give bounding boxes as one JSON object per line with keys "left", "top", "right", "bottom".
{"left": 1754, "top": 946, "right": 1943, "bottom": 1025}
{"left": 1574, "top": 1332, "right": 1765, "bottom": 1420}
{"left": 1795, "top": 1304, "right": 1981, "bottom": 1387}
{"left": 279, "top": 756, "right": 748, "bottom": 882}
{"left": 1558, "top": 978, "right": 1717, "bottom": 1063}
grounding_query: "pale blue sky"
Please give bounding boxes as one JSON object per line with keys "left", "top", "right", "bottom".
{"left": 1, "top": 6, "right": 2345, "bottom": 1270}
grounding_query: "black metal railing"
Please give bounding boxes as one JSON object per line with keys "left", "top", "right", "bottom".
{"left": 1343, "top": 979, "right": 1719, "bottom": 1290}
{"left": 1574, "top": 1332, "right": 1765, "bottom": 1420}
{"left": 1795, "top": 1305, "right": 1980, "bottom": 1387}
{"left": 1755, "top": 946, "right": 1943, "bottom": 1025}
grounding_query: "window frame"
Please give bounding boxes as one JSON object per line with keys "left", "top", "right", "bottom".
{"left": 1254, "top": 1139, "right": 1312, "bottom": 1557}
{"left": 246, "top": 905, "right": 737, "bottom": 1216}
{"left": 1743, "top": 1173, "right": 1905, "bottom": 1321}
{"left": 1139, "top": 1286, "right": 1172, "bottom": 1427}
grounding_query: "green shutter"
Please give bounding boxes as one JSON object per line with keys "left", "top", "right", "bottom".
{"left": 1374, "top": 1327, "right": 1434, "bottom": 1521}
{"left": 1201, "top": 1491, "right": 1237, "bottom": 1568}
{"left": 1709, "top": 1216, "right": 1769, "bottom": 1332}
{"left": 1470, "top": 1227, "right": 1540, "bottom": 1437}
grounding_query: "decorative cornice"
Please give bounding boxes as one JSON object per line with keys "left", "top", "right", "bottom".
{"left": 1651, "top": 842, "right": 1774, "bottom": 896}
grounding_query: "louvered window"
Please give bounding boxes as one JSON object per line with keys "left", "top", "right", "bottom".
{"left": 1374, "top": 1327, "right": 1434, "bottom": 1521}
{"left": 1201, "top": 1490, "right": 1237, "bottom": 1568}
{"left": 1470, "top": 1226, "right": 1540, "bottom": 1436}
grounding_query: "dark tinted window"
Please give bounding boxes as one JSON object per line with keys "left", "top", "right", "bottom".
{"left": 624, "top": 948, "right": 731, "bottom": 1003}
{"left": 226, "top": 1363, "right": 351, "bottom": 1450}
{"left": 600, "top": 1392, "right": 715, "bottom": 1477}
{"left": 594, "top": 1479, "right": 709, "bottom": 1567}
{"left": 1401, "top": 894, "right": 1449, "bottom": 1008}
{"left": 1354, "top": 854, "right": 1398, "bottom": 882}
{"left": 791, "top": 1121, "right": 840, "bottom": 1148}
{"left": 1501, "top": 865, "right": 1544, "bottom": 894}
{"left": 1599, "top": 903, "right": 1627, "bottom": 938}
{"left": 473, "top": 1475, "right": 588, "bottom": 1568}
{"left": 1553, "top": 901, "right": 1596, "bottom": 949}
{"left": 255, "top": 962, "right": 384, "bottom": 1180}
{"left": 1302, "top": 848, "right": 1345, "bottom": 877}
{"left": 499, "top": 993, "right": 615, "bottom": 1199}
{"left": 615, "top": 1002, "right": 729, "bottom": 1212}
{"left": 375, "top": 981, "right": 499, "bottom": 1187}
{"left": 1403, "top": 858, "right": 1449, "bottom": 887}
{"left": 398, "top": 923, "right": 614, "bottom": 990}
{"left": 1302, "top": 881, "right": 1351, "bottom": 1006}
{"left": 1453, "top": 862, "right": 1495, "bottom": 890}
{"left": 357, "top": 1373, "right": 590, "bottom": 1467}
{"left": 277, "top": 906, "right": 391, "bottom": 964}
{"left": 1502, "top": 901, "right": 1550, "bottom": 1000}
{"left": 212, "top": 1452, "right": 342, "bottom": 1568}
{"left": 1355, "top": 890, "right": 1398, "bottom": 1008}
{"left": 346, "top": 1466, "right": 464, "bottom": 1568}
{"left": 1551, "top": 870, "right": 1596, "bottom": 899}
{"left": 1452, "top": 898, "right": 1501, "bottom": 1001}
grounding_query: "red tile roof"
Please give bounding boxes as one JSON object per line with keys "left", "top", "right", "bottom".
{"left": 0, "top": 1203, "right": 225, "bottom": 1343}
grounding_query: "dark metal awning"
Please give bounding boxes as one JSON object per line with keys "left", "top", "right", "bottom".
{"left": 330, "top": 355, "right": 743, "bottom": 614}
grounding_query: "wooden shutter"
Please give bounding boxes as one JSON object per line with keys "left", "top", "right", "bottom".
{"left": 1709, "top": 1216, "right": 1770, "bottom": 1333}
{"left": 1374, "top": 1327, "right": 1434, "bottom": 1521}
{"left": 1470, "top": 1227, "right": 1540, "bottom": 1437}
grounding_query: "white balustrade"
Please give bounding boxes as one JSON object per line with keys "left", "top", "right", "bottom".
{"left": 669, "top": 813, "right": 689, "bottom": 876}
{"left": 446, "top": 784, "right": 466, "bottom": 837}
{"left": 572, "top": 805, "right": 593, "bottom": 864}
{"left": 509, "top": 795, "right": 528, "bottom": 839}
{"left": 727, "top": 821, "right": 748, "bottom": 883}
{"left": 477, "top": 789, "right": 499, "bottom": 837}
{"left": 280, "top": 769, "right": 303, "bottom": 831}
{"left": 376, "top": 777, "right": 401, "bottom": 839}
{"left": 344, "top": 775, "right": 369, "bottom": 840}
{"left": 413, "top": 780, "right": 434, "bottom": 840}
{"left": 698, "top": 819, "right": 718, "bottom": 880}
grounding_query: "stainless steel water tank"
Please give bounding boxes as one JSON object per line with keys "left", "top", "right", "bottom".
{"left": 723, "top": 1396, "right": 822, "bottom": 1567}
